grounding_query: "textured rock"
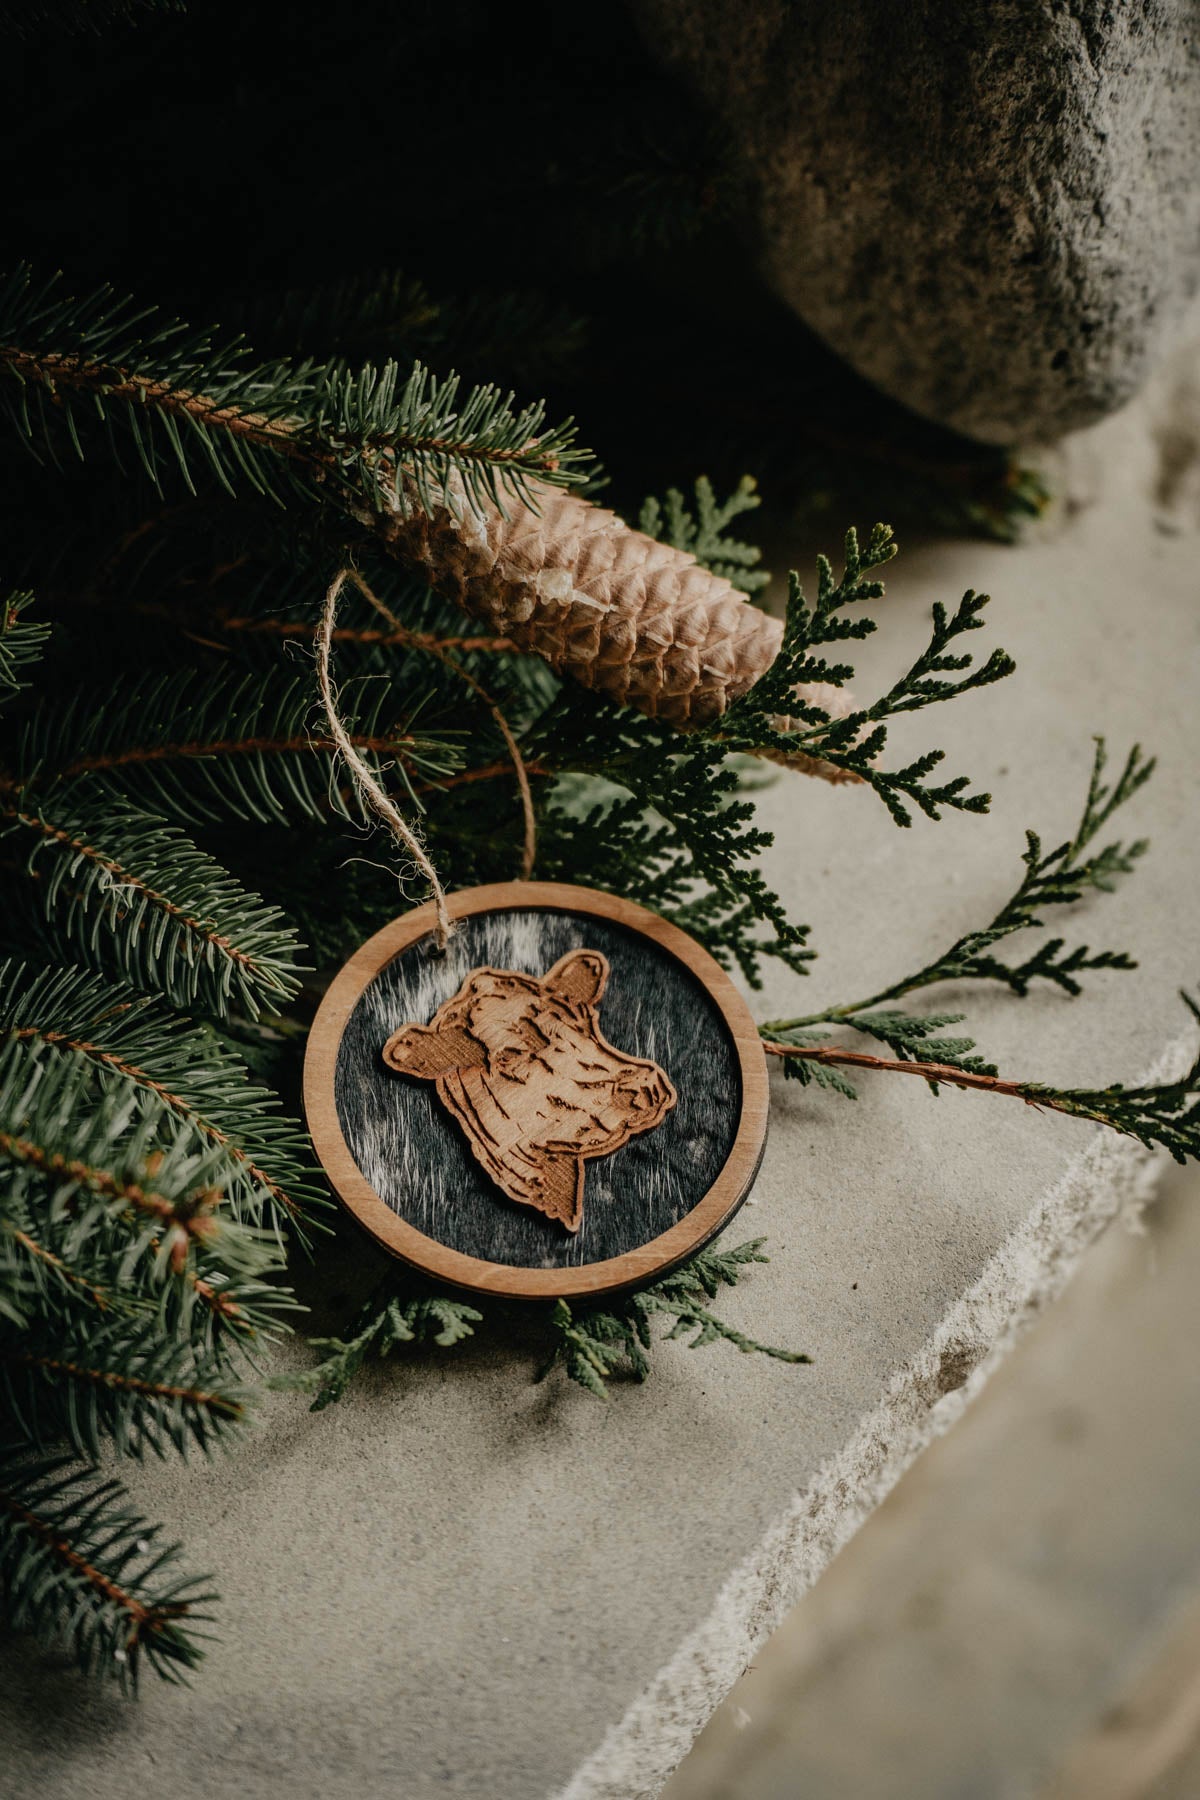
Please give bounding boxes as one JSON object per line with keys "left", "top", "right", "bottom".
{"left": 630, "top": 0, "right": 1200, "bottom": 444}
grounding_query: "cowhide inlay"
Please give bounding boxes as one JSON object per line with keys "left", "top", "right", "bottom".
{"left": 333, "top": 909, "right": 743, "bottom": 1270}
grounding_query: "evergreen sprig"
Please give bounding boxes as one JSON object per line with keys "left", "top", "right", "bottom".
{"left": 533, "top": 698, "right": 813, "bottom": 984}
{"left": 639, "top": 474, "right": 769, "bottom": 595}
{"left": 538, "top": 1240, "right": 809, "bottom": 1398}
{"left": 0, "top": 266, "right": 590, "bottom": 520}
{"left": 2, "top": 781, "right": 303, "bottom": 1017}
{"left": 276, "top": 1282, "right": 482, "bottom": 1411}
{"left": 0, "top": 1451, "right": 212, "bottom": 1692}
{"left": 0, "top": 589, "right": 48, "bottom": 701}
{"left": 0, "top": 958, "right": 322, "bottom": 1231}
{"left": 717, "top": 524, "right": 1016, "bottom": 824}
{"left": 765, "top": 739, "right": 1152, "bottom": 1067}
{"left": 16, "top": 666, "right": 460, "bottom": 829}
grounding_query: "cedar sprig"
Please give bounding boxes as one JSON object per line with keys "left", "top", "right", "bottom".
{"left": 538, "top": 1240, "right": 809, "bottom": 1399}
{"left": 765, "top": 995, "right": 1200, "bottom": 1165}
{"left": 276, "top": 1283, "right": 482, "bottom": 1411}
{"left": 639, "top": 474, "right": 769, "bottom": 596}
{"left": 717, "top": 524, "right": 1016, "bottom": 824}
{"left": 765, "top": 738, "right": 1151, "bottom": 1064}
{"left": 532, "top": 695, "right": 813, "bottom": 985}
{"left": 0, "top": 1450, "right": 213, "bottom": 1692}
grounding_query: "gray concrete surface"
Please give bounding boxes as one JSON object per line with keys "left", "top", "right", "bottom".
{"left": 666, "top": 1161, "right": 1200, "bottom": 1800}
{"left": 2, "top": 356, "right": 1199, "bottom": 1800}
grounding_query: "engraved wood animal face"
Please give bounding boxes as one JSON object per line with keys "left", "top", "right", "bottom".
{"left": 381, "top": 950, "right": 677, "bottom": 1231}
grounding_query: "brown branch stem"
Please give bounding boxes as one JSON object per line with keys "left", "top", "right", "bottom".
{"left": 54, "top": 731, "right": 417, "bottom": 780}
{"left": 762, "top": 1039, "right": 1072, "bottom": 1114}
{"left": 0, "top": 1130, "right": 219, "bottom": 1239}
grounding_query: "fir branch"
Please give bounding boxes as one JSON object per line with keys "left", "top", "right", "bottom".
{"left": 0, "top": 959, "right": 321, "bottom": 1230}
{"left": 1, "top": 782, "right": 303, "bottom": 1017}
{"left": 0, "top": 0, "right": 184, "bottom": 40}
{"left": 537, "top": 1240, "right": 809, "bottom": 1397}
{"left": 16, "top": 667, "right": 461, "bottom": 829}
{"left": 716, "top": 525, "right": 1015, "bottom": 823}
{"left": 639, "top": 475, "right": 769, "bottom": 595}
{"left": 0, "top": 1321, "right": 246, "bottom": 1460}
{"left": 0, "top": 1451, "right": 212, "bottom": 1692}
{"left": 0, "top": 267, "right": 590, "bottom": 519}
{"left": 0, "top": 1033, "right": 294, "bottom": 1342}
{"left": 0, "top": 588, "right": 49, "bottom": 702}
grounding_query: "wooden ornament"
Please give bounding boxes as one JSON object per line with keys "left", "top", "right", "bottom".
{"left": 304, "top": 882, "right": 769, "bottom": 1301}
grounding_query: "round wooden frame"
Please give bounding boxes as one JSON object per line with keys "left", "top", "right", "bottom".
{"left": 303, "top": 881, "right": 769, "bottom": 1301}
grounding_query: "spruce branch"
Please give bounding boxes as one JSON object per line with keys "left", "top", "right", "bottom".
{"left": 0, "top": 959, "right": 322, "bottom": 1230}
{"left": 0, "top": 1033, "right": 296, "bottom": 1345}
{"left": 0, "top": 588, "right": 48, "bottom": 702}
{"left": 0, "top": 266, "right": 588, "bottom": 517}
{"left": 16, "top": 667, "right": 461, "bottom": 829}
{"left": 1, "top": 782, "right": 303, "bottom": 1017}
{"left": 537, "top": 1240, "right": 809, "bottom": 1398}
{"left": 0, "top": 1322, "right": 246, "bottom": 1460}
{"left": 0, "top": 1451, "right": 212, "bottom": 1691}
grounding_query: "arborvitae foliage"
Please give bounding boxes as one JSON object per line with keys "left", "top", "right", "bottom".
{"left": 0, "top": 0, "right": 1194, "bottom": 1698}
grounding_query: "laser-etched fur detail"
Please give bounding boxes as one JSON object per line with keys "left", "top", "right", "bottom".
{"left": 381, "top": 950, "right": 677, "bottom": 1231}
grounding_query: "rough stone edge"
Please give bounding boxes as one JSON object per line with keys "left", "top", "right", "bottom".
{"left": 552, "top": 1035, "right": 1193, "bottom": 1800}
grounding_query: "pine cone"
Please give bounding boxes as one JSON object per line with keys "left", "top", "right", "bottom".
{"left": 375, "top": 477, "right": 855, "bottom": 780}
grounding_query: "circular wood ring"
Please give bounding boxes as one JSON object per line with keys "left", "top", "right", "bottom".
{"left": 304, "top": 882, "right": 769, "bottom": 1300}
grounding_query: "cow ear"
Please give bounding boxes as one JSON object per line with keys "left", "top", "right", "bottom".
{"left": 545, "top": 950, "right": 609, "bottom": 1007}
{"left": 382, "top": 1022, "right": 485, "bottom": 1079}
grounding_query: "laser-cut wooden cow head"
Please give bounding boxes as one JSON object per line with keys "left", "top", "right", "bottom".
{"left": 381, "top": 950, "right": 676, "bottom": 1231}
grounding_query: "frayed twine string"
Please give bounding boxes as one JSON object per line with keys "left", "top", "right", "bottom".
{"left": 341, "top": 566, "right": 537, "bottom": 882}
{"left": 317, "top": 568, "right": 455, "bottom": 949}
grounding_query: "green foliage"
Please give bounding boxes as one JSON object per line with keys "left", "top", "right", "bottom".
{"left": 716, "top": 525, "right": 1016, "bottom": 824}
{"left": 3, "top": 782, "right": 303, "bottom": 1017}
{"left": 0, "top": 1451, "right": 212, "bottom": 1692}
{"left": 277, "top": 1283, "right": 483, "bottom": 1411}
{"left": 538, "top": 1240, "right": 809, "bottom": 1398}
{"left": 0, "top": 153, "right": 1182, "bottom": 1703}
{"left": 0, "top": 0, "right": 183, "bottom": 38}
{"left": 0, "top": 958, "right": 322, "bottom": 1232}
{"left": 1018, "top": 999, "right": 1200, "bottom": 1162}
{"left": 16, "top": 666, "right": 459, "bottom": 828}
{"left": 0, "top": 590, "right": 48, "bottom": 702}
{"left": 0, "top": 266, "right": 591, "bottom": 520}
{"left": 765, "top": 739, "right": 1152, "bottom": 1079}
{"left": 639, "top": 475, "right": 769, "bottom": 595}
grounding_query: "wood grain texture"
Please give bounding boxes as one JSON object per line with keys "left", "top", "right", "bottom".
{"left": 304, "top": 883, "right": 770, "bottom": 1299}
{"left": 380, "top": 951, "right": 678, "bottom": 1232}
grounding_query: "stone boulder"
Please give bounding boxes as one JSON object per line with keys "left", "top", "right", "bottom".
{"left": 630, "top": 0, "right": 1200, "bottom": 444}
